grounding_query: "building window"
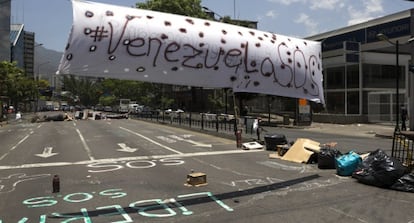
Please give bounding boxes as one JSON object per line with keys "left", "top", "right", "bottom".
{"left": 347, "top": 91, "right": 359, "bottom": 114}
{"left": 327, "top": 92, "right": 345, "bottom": 114}
{"left": 363, "top": 64, "right": 405, "bottom": 88}
{"left": 326, "top": 67, "right": 345, "bottom": 89}
{"left": 346, "top": 64, "right": 359, "bottom": 89}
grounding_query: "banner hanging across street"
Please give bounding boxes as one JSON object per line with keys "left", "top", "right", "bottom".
{"left": 57, "top": 0, "right": 325, "bottom": 104}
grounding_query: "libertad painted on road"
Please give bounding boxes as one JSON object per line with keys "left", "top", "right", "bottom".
{"left": 14, "top": 189, "right": 233, "bottom": 222}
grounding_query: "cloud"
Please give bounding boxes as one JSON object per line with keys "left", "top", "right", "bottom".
{"left": 310, "top": 0, "right": 344, "bottom": 10}
{"left": 294, "top": 13, "right": 319, "bottom": 35}
{"left": 268, "top": 0, "right": 343, "bottom": 10}
{"left": 347, "top": 0, "right": 384, "bottom": 25}
{"left": 267, "top": 0, "right": 305, "bottom": 5}
{"left": 265, "top": 10, "right": 277, "bottom": 18}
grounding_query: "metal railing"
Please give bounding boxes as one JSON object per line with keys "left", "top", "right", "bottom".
{"left": 130, "top": 112, "right": 258, "bottom": 136}
{"left": 392, "top": 131, "right": 414, "bottom": 172}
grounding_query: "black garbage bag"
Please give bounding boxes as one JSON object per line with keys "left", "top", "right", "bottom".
{"left": 390, "top": 173, "right": 414, "bottom": 192}
{"left": 318, "top": 147, "right": 342, "bottom": 169}
{"left": 352, "top": 149, "right": 406, "bottom": 188}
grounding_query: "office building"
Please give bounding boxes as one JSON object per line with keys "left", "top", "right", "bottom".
{"left": 307, "top": 9, "right": 414, "bottom": 124}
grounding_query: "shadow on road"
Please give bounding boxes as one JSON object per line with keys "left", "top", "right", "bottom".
{"left": 50, "top": 174, "right": 320, "bottom": 219}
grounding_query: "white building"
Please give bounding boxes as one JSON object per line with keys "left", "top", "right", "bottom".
{"left": 307, "top": 9, "right": 414, "bottom": 128}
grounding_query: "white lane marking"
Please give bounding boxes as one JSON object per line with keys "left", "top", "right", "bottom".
{"left": 168, "top": 135, "right": 212, "bottom": 147}
{"left": 0, "top": 149, "right": 262, "bottom": 170}
{"left": 117, "top": 143, "right": 138, "bottom": 153}
{"left": 0, "top": 132, "right": 32, "bottom": 161}
{"left": 11, "top": 133, "right": 31, "bottom": 151}
{"left": 76, "top": 128, "right": 95, "bottom": 161}
{"left": 35, "top": 146, "right": 58, "bottom": 158}
{"left": 120, "top": 127, "right": 183, "bottom": 154}
{"left": 156, "top": 136, "right": 177, "bottom": 143}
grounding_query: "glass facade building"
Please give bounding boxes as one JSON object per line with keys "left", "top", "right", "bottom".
{"left": 0, "top": 0, "right": 11, "bottom": 62}
{"left": 307, "top": 9, "right": 414, "bottom": 124}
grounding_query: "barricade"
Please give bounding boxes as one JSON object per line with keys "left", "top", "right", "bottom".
{"left": 392, "top": 131, "right": 414, "bottom": 172}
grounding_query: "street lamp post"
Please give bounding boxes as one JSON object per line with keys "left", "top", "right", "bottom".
{"left": 394, "top": 39, "right": 400, "bottom": 132}
{"left": 34, "top": 43, "right": 43, "bottom": 79}
{"left": 35, "top": 61, "right": 49, "bottom": 112}
{"left": 37, "top": 61, "right": 49, "bottom": 81}
{"left": 377, "top": 33, "right": 400, "bottom": 132}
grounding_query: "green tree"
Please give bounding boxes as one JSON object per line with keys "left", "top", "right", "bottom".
{"left": 0, "top": 61, "right": 23, "bottom": 98}
{"left": 208, "top": 92, "right": 225, "bottom": 113}
{"left": 137, "top": 0, "right": 209, "bottom": 19}
{"left": 100, "top": 79, "right": 143, "bottom": 101}
{"left": 0, "top": 61, "right": 38, "bottom": 111}
{"left": 62, "top": 75, "right": 101, "bottom": 106}
{"left": 65, "top": 78, "right": 155, "bottom": 107}
{"left": 160, "top": 96, "right": 174, "bottom": 110}
{"left": 78, "top": 78, "right": 101, "bottom": 106}
{"left": 138, "top": 82, "right": 158, "bottom": 107}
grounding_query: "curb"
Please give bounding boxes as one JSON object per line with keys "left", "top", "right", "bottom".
{"left": 374, "top": 132, "right": 394, "bottom": 139}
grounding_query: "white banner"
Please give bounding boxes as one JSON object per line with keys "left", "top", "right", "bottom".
{"left": 57, "top": 0, "right": 325, "bottom": 104}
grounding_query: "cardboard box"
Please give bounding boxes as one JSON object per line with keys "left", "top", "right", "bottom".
{"left": 186, "top": 172, "right": 207, "bottom": 186}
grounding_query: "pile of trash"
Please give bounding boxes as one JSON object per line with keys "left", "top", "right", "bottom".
{"left": 268, "top": 136, "right": 414, "bottom": 193}
{"left": 74, "top": 110, "right": 128, "bottom": 120}
{"left": 30, "top": 110, "right": 129, "bottom": 122}
{"left": 32, "top": 113, "right": 73, "bottom": 122}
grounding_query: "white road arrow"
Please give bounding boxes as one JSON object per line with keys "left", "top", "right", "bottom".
{"left": 185, "top": 139, "right": 213, "bottom": 148}
{"left": 35, "top": 147, "right": 58, "bottom": 158}
{"left": 117, "top": 143, "right": 138, "bottom": 153}
{"left": 168, "top": 135, "right": 212, "bottom": 148}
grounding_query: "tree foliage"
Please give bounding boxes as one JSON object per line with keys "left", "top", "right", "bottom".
{"left": 62, "top": 75, "right": 101, "bottom": 106}
{"left": 0, "top": 61, "right": 39, "bottom": 110}
{"left": 208, "top": 91, "right": 226, "bottom": 113}
{"left": 61, "top": 76, "right": 163, "bottom": 107}
{"left": 137, "top": 0, "right": 209, "bottom": 19}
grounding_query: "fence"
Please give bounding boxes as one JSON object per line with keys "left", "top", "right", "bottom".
{"left": 392, "top": 131, "right": 414, "bottom": 172}
{"left": 130, "top": 112, "right": 259, "bottom": 136}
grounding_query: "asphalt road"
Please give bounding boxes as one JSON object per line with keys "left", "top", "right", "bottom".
{"left": 0, "top": 115, "right": 413, "bottom": 223}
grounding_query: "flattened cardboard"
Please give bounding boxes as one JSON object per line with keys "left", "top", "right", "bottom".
{"left": 281, "top": 138, "right": 320, "bottom": 163}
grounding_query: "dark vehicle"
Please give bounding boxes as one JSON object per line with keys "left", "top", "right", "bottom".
{"left": 104, "top": 106, "right": 113, "bottom": 112}
{"left": 61, "top": 105, "right": 70, "bottom": 111}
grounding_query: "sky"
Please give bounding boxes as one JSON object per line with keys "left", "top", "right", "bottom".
{"left": 10, "top": 0, "right": 414, "bottom": 52}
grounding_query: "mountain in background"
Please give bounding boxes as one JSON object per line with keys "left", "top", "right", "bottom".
{"left": 34, "top": 45, "right": 63, "bottom": 81}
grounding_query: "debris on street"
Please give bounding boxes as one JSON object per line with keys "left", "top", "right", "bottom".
{"left": 268, "top": 136, "right": 414, "bottom": 193}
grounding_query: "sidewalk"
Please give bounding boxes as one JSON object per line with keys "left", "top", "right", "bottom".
{"left": 242, "top": 114, "right": 397, "bottom": 140}
{"left": 298, "top": 122, "right": 396, "bottom": 139}
{"left": 176, "top": 119, "right": 397, "bottom": 143}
